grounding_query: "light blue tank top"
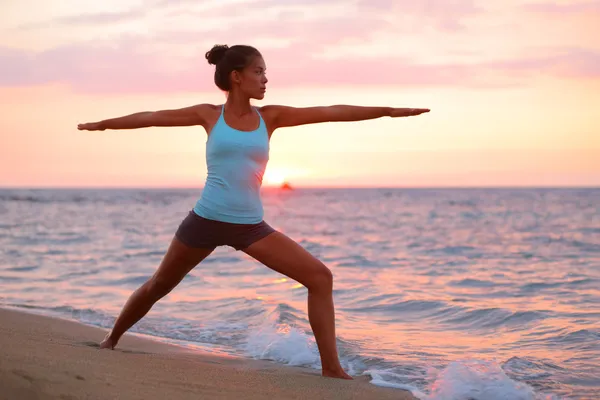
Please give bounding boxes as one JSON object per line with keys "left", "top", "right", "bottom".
{"left": 193, "top": 105, "right": 270, "bottom": 224}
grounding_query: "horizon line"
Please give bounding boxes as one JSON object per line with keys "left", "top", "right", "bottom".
{"left": 1, "top": 184, "right": 598, "bottom": 190}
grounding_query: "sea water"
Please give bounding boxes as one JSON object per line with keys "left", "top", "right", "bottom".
{"left": 1, "top": 187, "right": 598, "bottom": 399}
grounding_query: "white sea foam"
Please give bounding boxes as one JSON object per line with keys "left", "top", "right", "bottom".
{"left": 366, "top": 360, "right": 561, "bottom": 400}
{"left": 244, "top": 313, "right": 320, "bottom": 367}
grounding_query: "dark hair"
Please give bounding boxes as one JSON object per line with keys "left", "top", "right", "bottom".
{"left": 205, "top": 44, "right": 262, "bottom": 91}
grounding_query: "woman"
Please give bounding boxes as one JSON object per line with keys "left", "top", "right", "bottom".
{"left": 77, "top": 44, "right": 429, "bottom": 380}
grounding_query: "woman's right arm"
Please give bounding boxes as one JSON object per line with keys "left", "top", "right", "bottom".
{"left": 77, "top": 104, "right": 213, "bottom": 131}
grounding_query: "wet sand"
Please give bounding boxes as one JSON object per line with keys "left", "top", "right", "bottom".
{"left": 0, "top": 307, "right": 417, "bottom": 399}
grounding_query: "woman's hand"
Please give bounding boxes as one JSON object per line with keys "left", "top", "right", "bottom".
{"left": 77, "top": 122, "right": 104, "bottom": 131}
{"left": 391, "top": 108, "right": 430, "bottom": 117}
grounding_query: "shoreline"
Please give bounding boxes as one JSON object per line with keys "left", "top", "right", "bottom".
{"left": 0, "top": 307, "right": 417, "bottom": 400}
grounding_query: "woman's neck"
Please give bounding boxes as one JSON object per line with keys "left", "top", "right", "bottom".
{"left": 225, "top": 92, "right": 253, "bottom": 117}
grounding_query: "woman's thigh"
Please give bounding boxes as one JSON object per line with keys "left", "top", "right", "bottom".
{"left": 242, "top": 231, "right": 332, "bottom": 290}
{"left": 150, "top": 237, "right": 214, "bottom": 288}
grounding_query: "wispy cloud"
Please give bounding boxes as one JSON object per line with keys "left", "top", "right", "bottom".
{"left": 524, "top": 1, "right": 600, "bottom": 14}
{"left": 55, "top": 8, "right": 146, "bottom": 25}
{"left": 482, "top": 48, "right": 600, "bottom": 79}
{"left": 1, "top": 0, "right": 598, "bottom": 94}
{"left": 17, "top": 8, "right": 147, "bottom": 29}
{"left": 1, "top": 38, "right": 597, "bottom": 94}
{"left": 357, "top": 0, "right": 481, "bottom": 31}
{"left": 14, "top": 0, "right": 480, "bottom": 34}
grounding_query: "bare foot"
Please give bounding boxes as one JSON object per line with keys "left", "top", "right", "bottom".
{"left": 99, "top": 334, "right": 116, "bottom": 350}
{"left": 322, "top": 368, "right": 353, "bottom": 380}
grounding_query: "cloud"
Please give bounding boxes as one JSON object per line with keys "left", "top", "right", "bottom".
{"left": 16, "top": 0, "right": 480, "bottom": 35}
{"left": 1, "top": 37, "right": 598, "bottom": 94}
{"left": 489, "top": 48, "right": 600, "bottom": 79}
{"left": 16, "top": 8, "right": 147, "bottom": 29}
{"left": 524, "top": 1, "right": 600, "bottom": 14}
{"left": 1, "top": 0, "right": 598, "bottom": 94}
{"left": 56, "top": 8, "right": 146, "bottom": 25}
{"left": 0, "top": 40, "right": 200, "bottom": 93}
{"left": 148, "top": 0, "right": 349, "bottom": 9}
{"left": 357, "top": 0, "right": 481, "bottom": 31}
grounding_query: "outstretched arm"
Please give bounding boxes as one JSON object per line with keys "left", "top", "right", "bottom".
{"left": 262, "top": 105, "right": 430, "bottom": 130}
{"left": 77, "top": 104, "right": 212, "bottom": 131}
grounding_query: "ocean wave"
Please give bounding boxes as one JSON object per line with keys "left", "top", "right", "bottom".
{"left": 448, "top": 278, "right": 499, "bottom": 288}
{"left": 5, "top": 265, "right": 39, "bottom": 272}
{"left": 547, "top": 329, "right": 600, "bottom": 344}
{"left": 244, "top": 314, "right": 320, "bottom": 367}
{"left": 440, "top": 308, "right": 551, "bottom": 330}
{"left": 521, "top": 278, "right": 599, "bottom": 292}
{"left": 0, "top": 189, "right": 194, "bottom": 205}
{"left": 343, "top": 299, "right": 449, "bottom": 315}
{"left": 419, "top": 360, "right": 550, "bottom": 400}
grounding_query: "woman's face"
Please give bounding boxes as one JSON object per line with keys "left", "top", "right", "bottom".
{"left": 234, "top": 56, "right": 268, "bottom": 100}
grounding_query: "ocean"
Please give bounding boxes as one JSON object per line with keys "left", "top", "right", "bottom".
{"left": 0, "top": 187, "right": 598, "bottom": 399}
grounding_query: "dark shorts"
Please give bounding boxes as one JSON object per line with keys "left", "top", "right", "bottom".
{"left": 175, "top": 210, "right": 276, "bottom": 251}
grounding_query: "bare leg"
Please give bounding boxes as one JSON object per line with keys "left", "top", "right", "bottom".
{"left": 100, "top": 237, "right": 214, "bottom": 349}
{"left": 242, "top": 232, "right": 352, "bottom": 380}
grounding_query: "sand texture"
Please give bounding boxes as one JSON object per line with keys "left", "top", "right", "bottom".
{"left": 0, "top": 308, "right": 417, "bottom": 400}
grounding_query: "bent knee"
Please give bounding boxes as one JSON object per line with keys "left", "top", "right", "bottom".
{"left": 306, "top": 264, "right": 333, "bottom": 293}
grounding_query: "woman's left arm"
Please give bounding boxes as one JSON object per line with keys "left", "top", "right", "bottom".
{"left": 261, "top": 105, "right": 429, "bottom": 130}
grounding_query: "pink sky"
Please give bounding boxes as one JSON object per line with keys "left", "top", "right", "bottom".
{"left": 1, "top": 0, "right": 598, "bottom": 188}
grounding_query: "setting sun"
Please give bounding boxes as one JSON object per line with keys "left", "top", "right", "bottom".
{"left": 263, "top": 169, "right": 286, "bottom": 187}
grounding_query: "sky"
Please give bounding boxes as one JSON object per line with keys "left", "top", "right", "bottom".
{"left": 1, "top": 0, "right": 598, "bottom": 188}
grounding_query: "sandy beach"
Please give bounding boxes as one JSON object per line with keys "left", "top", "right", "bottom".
{"left": 0, "top": 307, "right": 416, "bottom": 400}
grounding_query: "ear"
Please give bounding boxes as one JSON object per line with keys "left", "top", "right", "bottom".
{"left": 231, "top": 70, "right": 241, "bottom": 85}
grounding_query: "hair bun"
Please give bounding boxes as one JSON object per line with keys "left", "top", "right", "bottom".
{"left": 205, "top": 44, "right": 229, "bottom": 65}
